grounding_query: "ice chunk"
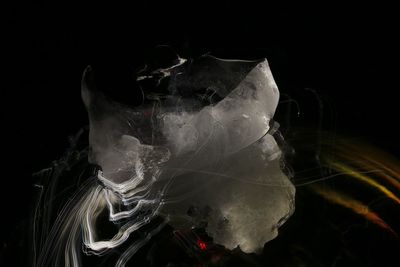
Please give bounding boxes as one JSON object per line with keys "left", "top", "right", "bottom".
{"left": 81, "top": 55, "right": 295, "bottom": 255}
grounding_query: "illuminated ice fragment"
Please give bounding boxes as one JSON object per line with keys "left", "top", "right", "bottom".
{"left": 81, "top": 55, "right": 295, "bottom": 255}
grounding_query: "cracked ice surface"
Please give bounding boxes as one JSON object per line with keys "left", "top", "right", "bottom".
{"left": 82, "top": 55, "right": 295, "bottom": 254}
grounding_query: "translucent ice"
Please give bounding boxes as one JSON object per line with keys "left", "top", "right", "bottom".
{"left": 81, "top": 55, "right": 295, "bottom": 256}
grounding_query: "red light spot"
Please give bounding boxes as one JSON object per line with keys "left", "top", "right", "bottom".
{"left": 197, "top": 239, "right": 207, "bottom": 250}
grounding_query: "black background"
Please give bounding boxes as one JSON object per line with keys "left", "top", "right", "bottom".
{"left": 3, "top": 2, "right": 400, "bottom": 266}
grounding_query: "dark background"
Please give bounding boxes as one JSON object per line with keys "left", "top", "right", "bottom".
{"left": 3, "top": 2, "right": 399, "bottom": 266}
